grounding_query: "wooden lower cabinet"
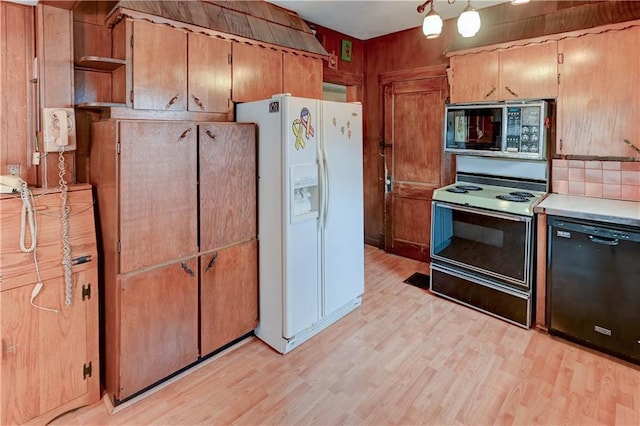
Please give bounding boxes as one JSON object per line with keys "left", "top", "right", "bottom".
{"left": 0, "top": 185, "right": 99, "bottom": 425}
{"left": 200, "top": 240, "right": 258, "bottom": 356}
{"left": 114, "top": 259, "right": 199, "bottom": 401}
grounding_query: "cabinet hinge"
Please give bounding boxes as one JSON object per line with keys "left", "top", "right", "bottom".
{"left": 557, "top": 53, "right": 564, "bottom": 64}
{"left": 228, "top": 53, "right": 232, "bottom": 64}
{"left": 82, "top": 283, "right": 91, "bottom": 301}
{"left": 559, "top": 138, "right": 563, "bottom": 152}
{"left": 83, "top": 361, "right": 92, "bottom": 380}
{"left": 557, "top": 74, "right": 560, "bottom": 85}
{"left": 117, "top": 240, "right": 121, "bottom": 253}
{"left": 116, "top": 143, "right": 121, "bottom": 155}
{"left": 130, "top": 35, "right": 134, "bottom": 48}
{"left": 130, "top": 90, "right": 134, "bottom": 104}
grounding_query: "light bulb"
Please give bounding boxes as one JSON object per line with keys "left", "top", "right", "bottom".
{"left": 511, "top": 0, "right": 530, "bottom": 4}
{"left": 457, "top": 2, "right": 481, "bottom": 38}
{"left": 422, "top": 6, "right": 443, "bottom": 39}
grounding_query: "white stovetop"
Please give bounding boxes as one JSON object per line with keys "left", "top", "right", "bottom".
{"left": 536, "top": 194, "right": 640, "bottom": 227}
{"left": 433, "top": 182, "right": 546, "bottom": 217}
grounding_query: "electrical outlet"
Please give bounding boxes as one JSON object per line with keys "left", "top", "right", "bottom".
{"left": 6, "top": 164, "right": 20, "bottom": 176}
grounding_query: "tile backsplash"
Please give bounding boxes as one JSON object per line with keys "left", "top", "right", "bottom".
{"left": 551, "top": 160, "right": 640, "bottom": 201}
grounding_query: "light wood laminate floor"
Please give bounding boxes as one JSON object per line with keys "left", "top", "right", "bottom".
{"left": 54, "top": 245, "right": 640, "bottom": 425}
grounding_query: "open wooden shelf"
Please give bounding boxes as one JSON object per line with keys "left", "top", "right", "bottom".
{"left": 75, "top": 56, "right": 126, "bottom": 72}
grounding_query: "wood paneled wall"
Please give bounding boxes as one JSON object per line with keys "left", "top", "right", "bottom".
{"left": 1, "top": 2, "right": 36, "bottom": 184}
{"left": 362, "top": 0, "right": 640, "bottom": 248}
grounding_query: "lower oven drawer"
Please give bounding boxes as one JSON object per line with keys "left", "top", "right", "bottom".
{"left": 431, "top": 264, "right": 531, "bottom": 328}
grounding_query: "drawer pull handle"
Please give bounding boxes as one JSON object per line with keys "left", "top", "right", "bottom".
{"left": 191, "top": 95, "right": 204, "bottom": 110}
{"left": 179, "top": 128, "right": 192, "bottom": 140}
{"left": 166, "top": 94, "right": 180, "bottom": 109}
{"left": 504, "top": 86, "right": 518, "bottom": 97}
{"left": 180, "top": 262, "right": 195, "bottom": 276}
{"left": 205, "top": 252, "right": 218, "bottom": 272}
{"left": 205, "top": 130, "right": 216, "bottom": 140}
{"left": 484, "top": 87, "right": 496, "bottom": 98}
{"left": 588, "top": 235, "right": 619, "bottom": 246}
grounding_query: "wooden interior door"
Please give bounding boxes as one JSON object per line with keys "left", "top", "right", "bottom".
{"left": 198, "top": 123, "right": 256, "bottom": 252}
{"left": 132, "top": 20, "right": 187, "bottom": 111}
{"left": 188, "top": 33, "right": 231, "bottom": 113}
{"left": 118, "top": 121, "right": 198, "bottom": 273}
{"left": 118, "top": 259, "right": 199, "bottom": 401}
{"left": 200, "top": 240, "right": 258, "bottom": 356}
{"left": 0, "top": 273, "right": 90, "bottom": 424}
{"left": 383, "top": 77, "right": 448, "bottom": 262}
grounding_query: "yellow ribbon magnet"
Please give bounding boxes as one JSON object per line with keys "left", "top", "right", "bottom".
{"left": 291, "top": 107, "right": 314, "bottom": 150}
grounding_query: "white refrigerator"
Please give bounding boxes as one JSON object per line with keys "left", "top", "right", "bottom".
{"left": 237, "top": 95, "right": 364, "bottom": 354}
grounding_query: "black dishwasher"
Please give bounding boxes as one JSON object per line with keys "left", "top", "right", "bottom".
{"left": 547, "top": 216, "right": 640, "bottom": 364}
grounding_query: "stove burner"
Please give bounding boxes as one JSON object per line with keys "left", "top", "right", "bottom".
{"left": 446, "top": 187, "right": 468, "bottom": 193}
{"left": 496, "top": 194, "right": 529, "bottom": 202}
{"left": 456, "top": 185, "right": 482, "bottom": 191}
{"left": 509, "top": 191, "right": 535, "bottom": 198}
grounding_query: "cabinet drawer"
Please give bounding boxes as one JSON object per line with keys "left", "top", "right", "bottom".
{"left": 0, "top": 186, "right": 97, "bottom": 291}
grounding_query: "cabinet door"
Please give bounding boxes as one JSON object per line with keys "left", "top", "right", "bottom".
{"left": 132, "top": 20, "right": 187, "bottom": 111}
{"left": 232, "top": 43, "right": 282, "bottom": 102}
{"left": 500, "top": 42, "right": 558, "bottom": 100}
{"left": 118, "top": 121, "right": 198, "bottom": 273}
{"left": 199, "top": 123, "right": 256, "bottom": 251}
{"left": 558, "top": 28, "right": 640, "bottom": 157}
{"left": 1, "top": 270, "right": 95, "bottom": 425}
{"left": 188, "top": 33, "right": 231, "bottom": 113}
{"left": 450, "top": 51, "right": 499, "bottom": 103}
{"left": 118, "top": 259, "right": 199, "bottom": 400}
{"left": 283, "top": 53, "right": 322, "bottom": 99}
{"left": 200, "top": 240, "right": 258, "bottom": 356}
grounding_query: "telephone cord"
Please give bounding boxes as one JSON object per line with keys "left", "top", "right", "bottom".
{"left": 58, "top": 148, "right": 73, "bottom": 306}
{"left": 19, "top": 180, "right": 59, "bottom": 313}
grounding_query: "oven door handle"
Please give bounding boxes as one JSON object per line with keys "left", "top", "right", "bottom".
{"left": 588, "top": 235, "right": 619, "bottom": 246}
{"left": 434, "top": 201, "right": 530, "bottom": 222}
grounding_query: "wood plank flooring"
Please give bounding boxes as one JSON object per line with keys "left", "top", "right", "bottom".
{"left": 53, "top": 245, "right": 640, "bottom": 425}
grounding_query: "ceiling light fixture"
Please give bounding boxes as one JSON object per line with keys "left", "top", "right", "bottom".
{"left": 511, "top": 0, "right": 531, "bottom": 4}
{"left": 418, "top": 0, "right": 500, "bottom": 39}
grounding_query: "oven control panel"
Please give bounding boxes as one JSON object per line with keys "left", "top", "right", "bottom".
{"left": 505, "top": 106, "right": 542, "bottom": 155}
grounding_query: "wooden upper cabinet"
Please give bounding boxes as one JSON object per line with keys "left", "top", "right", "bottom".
{"left": 232, "top": 43, "right": 283, "bottom": 103}
{"left": 557, "top": 27, "right": 640, "bottom": 157}
{"left": 450, "top": 42, "right": 558, "bottom": 103}
{"left": 131, "top": 20, "right": 187, "bottom": 111}
{"left": 188, "top": 33, "right": 231, "bottom": 113}
{"left": 118, "top": 121, "right": 198, "bottom": 273}
{"left": 283, "top": 54, "right": 323, "bottom": 99}
{"left": 500, "top": 42, "right": 558, "bottom": 100}
{"left": 199, "top": 123, "right": 256, "bottom": 251}
{"left": 450, "top": 51, "right": 500, "bottom": 103}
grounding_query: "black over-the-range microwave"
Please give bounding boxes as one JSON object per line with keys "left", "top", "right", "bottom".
{"left": 444, "top": 101, "right": 550, "bottom": 160}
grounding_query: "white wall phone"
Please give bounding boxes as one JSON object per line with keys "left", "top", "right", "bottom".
{"left": 42, "top": 107, "right": 76, "bottom": 152}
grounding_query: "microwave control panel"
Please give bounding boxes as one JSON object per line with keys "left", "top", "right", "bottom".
{"left": 505, "top": 106, "right": 542, "bottom": 155}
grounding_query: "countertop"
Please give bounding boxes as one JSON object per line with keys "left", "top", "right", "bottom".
{"left": 535, "top": 194, "right": 640, "bottom": 227}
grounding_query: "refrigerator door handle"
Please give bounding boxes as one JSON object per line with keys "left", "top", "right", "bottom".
{"left": 323, "top": 147, "right": 330, "bottom": 228}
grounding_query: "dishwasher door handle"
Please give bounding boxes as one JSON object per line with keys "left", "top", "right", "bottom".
{"left": 588, "top": 235, "right": 620, "bottom": 246}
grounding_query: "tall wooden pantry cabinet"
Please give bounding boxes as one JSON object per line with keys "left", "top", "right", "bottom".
{"left": 91, "top": 120, "right": 257, "bottom": 403}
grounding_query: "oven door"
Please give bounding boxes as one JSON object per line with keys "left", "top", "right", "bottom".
{"left": 431, "top": 201, "right": 533, "bottom": 288}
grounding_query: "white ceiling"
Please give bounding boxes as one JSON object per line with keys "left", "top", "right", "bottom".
{"left": 267, "top": 0, "right": 510, "bottom": 40}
